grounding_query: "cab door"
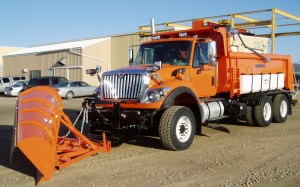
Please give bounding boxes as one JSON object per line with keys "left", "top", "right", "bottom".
{"left": 190, "top": 42, "right": 217, "bottom": 97}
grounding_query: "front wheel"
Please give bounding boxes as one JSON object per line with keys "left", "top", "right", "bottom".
{"left": 159, "top": 106, "right": 196, "bottom": 151}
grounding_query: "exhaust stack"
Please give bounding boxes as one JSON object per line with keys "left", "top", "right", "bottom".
{"left": 151, "top": 18, "right": 155, "bottom": 35}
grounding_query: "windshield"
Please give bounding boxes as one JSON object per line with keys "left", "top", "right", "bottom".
{"left": 12, "top": 81, "right": 26, "bottom": 87}
{"left": 134, "top": 41, "right": 192, "bottom": 66}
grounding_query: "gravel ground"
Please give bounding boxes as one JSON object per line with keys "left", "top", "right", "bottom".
{"left": 0, "top": 95, "right": 299, "bottom": 187}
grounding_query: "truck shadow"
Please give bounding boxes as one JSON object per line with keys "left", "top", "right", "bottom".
{"left": 127, "top": 136, "right": 163, "bottom": 150}
{"left": 202, "top": 117, "right": 256, "bottom": 133}
{"left": 0, "top": 125, "right": 36, "bottom": 179}
{"left": 127, "top": 132, "right": 218, "bottom": 150}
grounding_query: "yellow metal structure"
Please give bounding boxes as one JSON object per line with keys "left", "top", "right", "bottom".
{"left": 138, "top": 8, "right": 300, "bottom": 54}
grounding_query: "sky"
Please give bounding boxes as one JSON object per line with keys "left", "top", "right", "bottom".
{"left": 1, "top": 0, "right": 300, "bottom": 62}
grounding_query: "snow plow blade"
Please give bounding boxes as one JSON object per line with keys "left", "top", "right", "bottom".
{"left": 10, "top": 86, "right": 111, "bottom": 184}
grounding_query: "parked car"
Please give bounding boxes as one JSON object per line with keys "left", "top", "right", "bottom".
{"left": 54, "top": 81, "right": 98, "bottom": 99}
{"left": 4, "top": 81, "right": 28, "bottom": 96}
{"left": 27, "top": 76, "right": 68, "bottom": 89}
{"left": 0, "top": 77, "right": 14, "bottom": 93}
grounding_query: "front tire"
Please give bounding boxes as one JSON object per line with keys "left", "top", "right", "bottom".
{"left": 254, "top": 97, "right": 273, "bottom": 127}
{"left": 159, "top": 106, "right": 196, "bottom": 151}
{"left": 272, "top": 94, "right": 288, "bottom": 123}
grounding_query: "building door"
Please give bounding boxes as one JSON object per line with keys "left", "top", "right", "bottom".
{"left": 29, "top": 70, "right": 41, "bottom": 79}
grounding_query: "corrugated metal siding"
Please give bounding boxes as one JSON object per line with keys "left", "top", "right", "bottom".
{"left": 0, "top": 47, "right": 23, "bottom": 76}
{"left": 4, "top": 34, "right": 151, "bottom": 82}
{"left": 3, "top": 48, "right": 82, "bottom": 80}
{"left": 54, "top": 68, "right": 66, "bottom": 77}
{"left": 111, "top": 34, "right": 151, "bottom": 70}
{"left": 69, "top": 68, "right": 82, "bottom": 81}
{"left": 3, "top": 55, "right": 36, "bottom": 79}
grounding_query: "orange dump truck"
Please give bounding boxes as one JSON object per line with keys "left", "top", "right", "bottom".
{"left": 85, "top": 20, "right": 297, "bottom": 151}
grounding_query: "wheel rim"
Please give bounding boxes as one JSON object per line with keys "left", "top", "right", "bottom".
{"left": 280, "top": 100, "right": 288, "bottom": 118}
{"left": 263, "top": 102, "right": 272, "bottom": 121}
{"left": 176, "top": 116, "right": 192, "bottom": 143}
{"left": 67, "top": 92, "right": 73, "bottom": 98}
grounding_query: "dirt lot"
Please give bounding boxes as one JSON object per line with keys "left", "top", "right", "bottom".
{"left": 0, "top": 95, "right": 299, "bottom": 187}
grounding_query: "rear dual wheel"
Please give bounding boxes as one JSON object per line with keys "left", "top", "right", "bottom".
{"left": 254, "top": 97, "right": 273, "bottom": 127}
{"left": 245, "top": 105, "right": 255, "bottom": 126}
{"left": 272, "top": 94, "right": 288, "bottom": 123}
{"left": 250, "top": 94, "right": 288, "bottom": 127}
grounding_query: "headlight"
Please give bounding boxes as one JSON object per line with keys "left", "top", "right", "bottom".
{"left": 148, "top": 92, "right": 156, "bottom": 101}
{"left": 141, "top": 87, "right": 171, "bottom": 103}
{"left": 95, "top": 88, "right": 102, "bottom": 100}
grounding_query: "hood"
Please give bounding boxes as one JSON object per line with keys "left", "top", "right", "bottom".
{"left": 104, "top": 64, "right": 150, "bottom": 75}
{"left": 103, "top": 64, "right": 188, "bottom": 79}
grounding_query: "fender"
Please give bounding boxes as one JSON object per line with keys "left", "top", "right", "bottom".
{"left": 160, "top": 86, "right": 207, "bottom": 125}
{"left": 161, "top": 86, "right": 200, "bottom": 109}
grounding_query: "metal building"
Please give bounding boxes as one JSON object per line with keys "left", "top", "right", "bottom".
{"left": 3, "top": 34, "right": 149, "bottom": 86}
{"left": 0, "top": 46, "right": 23, "bottom": 76}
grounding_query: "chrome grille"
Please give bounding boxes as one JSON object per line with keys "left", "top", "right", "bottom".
{"left": 102, "top": 74, "right": 144, "bottom": 99}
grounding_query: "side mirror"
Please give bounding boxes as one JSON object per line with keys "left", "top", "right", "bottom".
{"left": 86, "top": 69, "right": 97, "bottom": 75}
{"left": 208, "top": 41, "right": 217, "bottom": 66}
{"left": 86, "top": 65, "right": 102, "bottom": 76}
{"left": 154, "top": 61, "right": 162, "bottom": 70}
{"left": 129, "top": 48, "right": 134, "bottom": 66}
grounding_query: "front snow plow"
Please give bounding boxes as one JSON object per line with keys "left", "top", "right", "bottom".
{"left": 10, "top": 86, "right": 111, "bottom": 184}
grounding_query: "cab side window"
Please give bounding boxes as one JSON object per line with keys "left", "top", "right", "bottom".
{"left": 2, "top": 78, "right": 10, "bottom": 83}
{"left": 200, "top": 42, "right": 208, "bottom": 64}
{"left": 193, "top": 43, "right": 200, "bottom": 68}
{"left": 40, "top": 79, "right": 49, "bottom": 85}
{"left": 70, "top": 82, "right": 77, "bottom": 87}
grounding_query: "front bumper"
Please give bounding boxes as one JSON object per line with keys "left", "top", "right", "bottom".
{"left": 84, "top": 98, "right": 153, "bottom": 145}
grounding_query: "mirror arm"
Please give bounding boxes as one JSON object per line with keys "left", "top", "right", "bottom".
{"left": 233, "top": 29, "right": 270, "bottom": 63}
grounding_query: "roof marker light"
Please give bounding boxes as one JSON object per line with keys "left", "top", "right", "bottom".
{"left": 152, "top": 36, "right": 160, "bottom": 40}
{"left": 179, "top": 32, "right": 187, "bottom": 37}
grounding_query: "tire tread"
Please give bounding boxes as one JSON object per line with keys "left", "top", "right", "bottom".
{"left": 159, "top": 106, "right": 195, "bottom": 151}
